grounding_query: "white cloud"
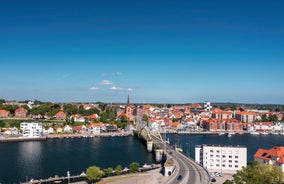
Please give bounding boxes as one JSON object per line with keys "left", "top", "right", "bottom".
{"left": 99, "top": 80, "right": 112, "bottom": 85}
{"left": 89, "top": 87, "right": 100, "bottom": 91}
{"left": 102, "top": 72, "right": 122, "bottom": 76}
{"left": 110, "top": 86, "right": 123, "bottom": 91}
{"left": 109, "top": 86, "right": 134, "bottom": 92}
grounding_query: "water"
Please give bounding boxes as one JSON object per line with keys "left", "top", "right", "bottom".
{"left": 0, "top": 136, "right": 155, "bottom": 183}
{"left": 166, "top": 133, "right": 284, "bottom": 162}
{"left": 0, "top": 134, "right": 283, "bottom": 183}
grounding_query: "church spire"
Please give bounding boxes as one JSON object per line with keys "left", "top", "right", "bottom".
{"left": 127, "top": 94, "right": 130, "bottom": 107}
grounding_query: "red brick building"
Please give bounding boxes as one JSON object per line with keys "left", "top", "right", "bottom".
{"left": 14, "top": 107, "right": 28, "bottom": 118}
{"left": 203, "top": 118, "right": 242, "bottom": 131}
{"left": 55, "top": 111, "right": 66, "bottom": 120}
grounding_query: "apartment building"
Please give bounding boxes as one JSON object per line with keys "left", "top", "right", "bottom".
{"left": 20, "top": 122, "right": 43, "bottom": 137}
{"left": 195, "top": 144, "right": 247, "bottom": 174}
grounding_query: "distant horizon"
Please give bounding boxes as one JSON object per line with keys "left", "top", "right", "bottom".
{"left": 2, "top": 98, "right": 284, "bottom": 106}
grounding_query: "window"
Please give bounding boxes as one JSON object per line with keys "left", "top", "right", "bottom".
{"left": 222, "top": 164, "right": 226, "bottom": 167}
{"left": 229, "top": 155, "right": 232, "bottom": 158}
{"left": 235, "top": 165, "right": 238, "bottom": 168}
{"left": 217, "top": 150, "right": 220, "bottom": 153}
{"left": 229, "top": 165, "right": 232, "bottom": 168}
{"left": 210, "top": 150, "right": 214, "bottom": 153}
{"left": 229, "top": 160, "right": 232, "bottom": 163}
{"left": 235, "top": 160, "right": 238, "bottom": 163}
{"left": 216, "top": 159, "right": 220, "bottom": 162}
{"left": 222, "top": 155, "right": 226, "bottom": 158}
{"left": 216, "top": 164, "right": 220, "bottom": 167}
{"left": 216, "top": 155, "right": 220, "bottom": 158}
{"left": 235, "top": 156, "right": 238, "bottom": 159}
{"left": 210, "top": 155, "right": 214, "bottom": 157}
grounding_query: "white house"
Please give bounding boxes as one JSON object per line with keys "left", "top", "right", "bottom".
{"left": 20, "top": 122, "right": 43, "bottom": 137}
{"left": 63, "top": 125, "right": 73, "bottom": 133}
{"left": 195, "top": 144, "right": 247, "bottom": 174}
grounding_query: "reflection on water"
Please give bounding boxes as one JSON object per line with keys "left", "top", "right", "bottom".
{"left": 0, "top": 136, "right": 154, "bottom": 183}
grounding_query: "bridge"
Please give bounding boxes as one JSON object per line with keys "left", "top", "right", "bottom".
{"left": 134, "top": 117, "right": 210, "bottom": 184}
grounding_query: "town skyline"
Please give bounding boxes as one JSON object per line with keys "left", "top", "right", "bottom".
{"left": 0, "top": 1, "right": 284, "bottom": 104}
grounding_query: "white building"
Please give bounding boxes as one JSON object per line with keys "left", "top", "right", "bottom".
{"left": 195, "top": 144, "right": 247, "bottom": 174}
{"left": 20, "top": 122, "right": 43, "bottom": 137}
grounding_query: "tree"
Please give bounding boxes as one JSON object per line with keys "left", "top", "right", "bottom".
{"left": 115, "top": 165, "right": 122, "bottom": 175}
{"left": 129, "top": 162, "right": 139, "bottom": 173}
{"left": 0, "top": 121, "right": 5, "bottom": 128}
{"left": 268, "top": 114, "right": 278, "bottom": 122}
{"left": 142, "top": 114, "right": 149, "bottom": 122}
{"left": 86, "top": 166, "right": 103, "bottom": 183}
{"left": 103, "top": 167, "right": 113, "bottom": 177}
{"left": 223, "top": 180, "right": 233, "bottom": 184}
{"left": 233, "top": 161, "right": 283, "bottom": 184}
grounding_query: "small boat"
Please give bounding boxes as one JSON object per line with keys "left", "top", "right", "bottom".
{"left": 250, "top": 131, "right": 260, "bottom": 135}
{"left": 218, "top": 132, "right": 225, "bottom": 136}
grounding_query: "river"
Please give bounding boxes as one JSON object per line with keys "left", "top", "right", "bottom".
{"left": 0, "top": 133, "right": 283, "bottom": 183}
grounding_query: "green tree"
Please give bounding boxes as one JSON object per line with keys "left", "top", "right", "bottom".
{"left": 115, "top": 165, "right": 122, "bottom": 175}
{"left": 268, "top": 114, "right": 278, "bottom": 122}
{"left": 63, "top": 104, "right": 78, "bottom": 115}
{"left": 86, "top": 166, "right": 104, "bottom": 183}
{"left": 142, "top": 114, "right": 149, "bottom": 122}
{"left": 0, "top": 121, "right": 5, "bottom": 128}
{"left": 120, "top": 115, "right": 128, "bottom": 122}
{"left": 223, "top": 180, "right": 233, "bottom": 184}
{"left": 103, "top": 167, "right": 113, "bottom": 177}
{"left": 233, "top": 161, "right": 283, "bottom": 184}
{"left": 129, "top": 162, "right": 140, "bottom": 173}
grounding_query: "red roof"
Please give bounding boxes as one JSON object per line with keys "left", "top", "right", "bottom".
{"left": 254, "top": 146, "right": 284, "bottom": 164}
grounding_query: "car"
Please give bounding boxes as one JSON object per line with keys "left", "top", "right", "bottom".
{"left": 177, "top": 175, "right": 183, "bottom": 181}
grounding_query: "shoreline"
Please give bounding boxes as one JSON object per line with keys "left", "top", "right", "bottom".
{"left": 0, "top": 131, "right": 133, "bottom": 143}
{"left": 1, "top": 130, "right": 282, "bottom": 143}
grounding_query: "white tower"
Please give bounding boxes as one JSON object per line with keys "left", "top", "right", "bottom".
{"left": 204, "top": 101, "right": 212, "bottom": 112}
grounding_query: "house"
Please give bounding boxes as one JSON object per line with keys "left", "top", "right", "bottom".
{"left": 4, "top": 127, "right": 19, "bottom": 135}
{"left": 0, "top": 109, "right": 10, "bottom": 118}
{"left": 212, "top": 108, "right": 233, "bottom": 119}
{"left": 195, "top": 144, "right": 247, "bottom": 174}
{"left": 54, "top": 125, "right": 63, "bottom": 133}
{"left": 254, "top": 146, "right": 284, "bottom": 172}
{"left": 55, "top": 111, "right": 66, "bottom": 120}
{"left": 15, "top": 107, "right": 28, "bottom": 118}
{"left": 63, "top": 125, "right": 73, "bottom": 133}
{"left": 74, "top": 125, "right": 87, "bottom": 133}
{"left": 235, "top": 111, "right": 259, "bottom": 123}
{"left": 71, "top": 114, "right": 85, "bottom": 122}
{"left": 88, "top": 122, "right": 104, "bottom": 134}
{"left": 89, "top": 113, "right": 99, "bottom": 120}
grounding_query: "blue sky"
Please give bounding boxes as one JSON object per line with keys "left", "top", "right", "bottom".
{"left": 0, "top": 0, "right": 283, "bottom": 104}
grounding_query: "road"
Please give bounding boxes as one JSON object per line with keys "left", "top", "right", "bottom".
{"left": 151, "top": 135, "right": 210, "bottom": 184}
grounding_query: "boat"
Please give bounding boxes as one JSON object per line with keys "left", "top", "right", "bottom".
{"left": 250, "top": 131, "right": 260, "bottom": 135}
{"left": 218, "top": 132, "right": 225, "bottom": 136}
